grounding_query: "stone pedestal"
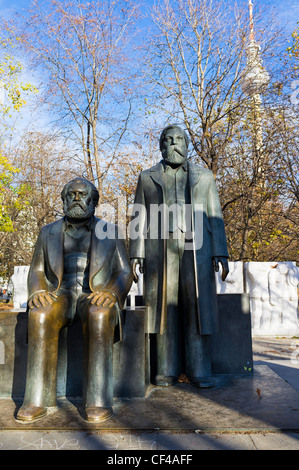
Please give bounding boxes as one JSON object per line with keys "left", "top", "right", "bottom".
{"left": 57, "top": 306, "right": 149, "bottom": 399}
{"left": 211, "top": 294, "right": 253, "bottom": 375}
{"left": 0, "top": 307, "right": 149, "bottom": 400}
{"left": 0, "top": 309, "right": 27, "bottom": 398}
{"left": 113, "top": 307, "right": 150, "bottom": 397}
{"left": 0, "top": 295, "right": 254, "bottom": 401}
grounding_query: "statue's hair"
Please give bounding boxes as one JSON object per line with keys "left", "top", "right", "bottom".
{"left": 61, "top": 177, "right": 99, "bottom": 206}
{"left": 159, "top": 124, "right": 189, "bottom": 151}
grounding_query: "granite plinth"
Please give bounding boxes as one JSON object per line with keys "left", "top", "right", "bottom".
{"left": 211, "top": 294, "right": 253, "bottom": 375}
{"left": 0, "top": 294, "right": 253, "bottom": 401}
{"left": 0, "top": 307, "right": 149, "bottom": 400}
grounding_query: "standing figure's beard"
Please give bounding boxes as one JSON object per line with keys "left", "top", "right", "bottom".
{"left": 64, "top": 201, "right": 95, "bottom": 221}
{"left": 162, "top": 146, "right": 187, "bottom": 166}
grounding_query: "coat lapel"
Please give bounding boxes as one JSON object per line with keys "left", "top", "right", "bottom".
{"left": 150, "top": 161, "right": 165, "bottom": 191}
{"left": 188, "top": 161, "right": 203, "bottom": 188}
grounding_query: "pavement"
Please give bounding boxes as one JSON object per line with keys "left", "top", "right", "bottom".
{"left": 0, "top": 336, "right": 299, "bottom": 452}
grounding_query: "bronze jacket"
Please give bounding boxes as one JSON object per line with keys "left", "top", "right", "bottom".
{"left": 28, "top": 216, "right": 133, "bottom": 311}
{"left": 129, "top": 161, "right": 229, "bottom": 335}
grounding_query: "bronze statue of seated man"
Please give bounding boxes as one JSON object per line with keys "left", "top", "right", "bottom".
{"left": 16, "top": 177, "right": 133, "bottom": 423}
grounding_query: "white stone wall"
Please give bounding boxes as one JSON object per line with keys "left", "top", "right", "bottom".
{"left": 215, "top": 261, "right": 245, "bottom": 294}
{"left": 10, "top": 266, "right": 30, "bottom": 308}
{"left": 10, "top": 262, "right": 299, "bottom": 336}
{"left": 216, "top": 261, "right": 299, "bottom": 336}
{"left": 245, "top": 261, "right": 299, "bottom": 336}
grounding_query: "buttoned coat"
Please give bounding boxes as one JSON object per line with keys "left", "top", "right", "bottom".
{"left": 129, "top": 161, "right": 229, "bottom": 335}
{"left": 28, "top": 216, "right": 133, "bottom": 337}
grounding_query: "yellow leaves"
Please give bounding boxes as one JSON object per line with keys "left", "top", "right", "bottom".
{"left": 0, "top": 153, "right": 30, "bottom": 233}
{"left": 0, "top": 209, "right": 14, "bottom": 233}
{"left": 252, "top": 241, "right": 261, "bottom": 249}
{"left": 269, "top": 229, "right": 282, "bottom": 240}
{"left": 0, "top": 44, "right": 38, "bottom": 118}
{"left": 0, "top": 154, "right": 19, "bottom": 174}
{"left": 287, "top": 23, "right": 299, "bottom": 59}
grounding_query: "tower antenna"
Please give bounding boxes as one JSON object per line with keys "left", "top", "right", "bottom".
{"left": 249, "top": 0, "right": 255, "bottom": 42}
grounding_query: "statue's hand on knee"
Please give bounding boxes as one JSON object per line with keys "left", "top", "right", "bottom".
{"left": 87, "top": 290, "right": 117, "bottom": 308}
{"left": 28, "top": 291, "right": 58, "bottom": 309}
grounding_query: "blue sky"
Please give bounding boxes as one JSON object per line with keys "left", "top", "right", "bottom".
{"left": 263, "top": 0, "right": 299, "bottom": 32}
{"left": 0, "top": 0, "right": 298, "bottom": 33}
{"left": 0, "top": 0, "right": 297, "bottom": 133}
{"left": 0, "top": 0, "right": 297, "bottom": 154}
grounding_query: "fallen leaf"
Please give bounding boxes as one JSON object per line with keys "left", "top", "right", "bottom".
{"left": 178, "top": 374, "right": 190, "bottom": 383}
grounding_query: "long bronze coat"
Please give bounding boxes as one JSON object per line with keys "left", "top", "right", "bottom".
{"left": 129, "top": 161, "right": 229, "bottom": 335}
{"left": 28, "top": 216, "right": 133, "bottom": 337}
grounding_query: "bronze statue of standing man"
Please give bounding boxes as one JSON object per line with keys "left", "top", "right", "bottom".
{"left": 130, "top": 125, "right": 229, "bottom": 388}
{"left": 16, "top": 177, "right": 133, "bottom": 423}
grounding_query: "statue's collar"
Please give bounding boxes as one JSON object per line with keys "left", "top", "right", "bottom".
{"left": 161, "top": 159, "right": 188, "bottom": 172}
{"left": 63, "top": 215, "right": 95, "bottom": 231}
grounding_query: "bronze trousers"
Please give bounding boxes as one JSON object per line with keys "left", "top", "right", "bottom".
{"left": 153, "top": 233, "right": 212, "bottom": 380}
{"left": 23, "top": 287, "right": 117, "bottom": 409}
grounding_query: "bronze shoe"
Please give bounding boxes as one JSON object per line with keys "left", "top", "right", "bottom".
{"left": 84, "top": 406, "right": 113, "bottom": 423}
{"left": 16, "top": 405, "right": 47, "bottom": 422}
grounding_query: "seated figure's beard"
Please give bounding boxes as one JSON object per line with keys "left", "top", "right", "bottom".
{"left": 64, "top": 201, "right": 95, "bottom": 221}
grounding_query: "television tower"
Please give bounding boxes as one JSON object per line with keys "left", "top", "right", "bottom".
{"left": 242, "top": 0, "right": 270, "bottom": 178}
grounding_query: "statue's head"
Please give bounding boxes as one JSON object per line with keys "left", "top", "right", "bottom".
{"left": 159, "top": 124, "right": 189, "bottom": 166}
{"left": 61, "top": 177, "right": 99, "bottom": 221}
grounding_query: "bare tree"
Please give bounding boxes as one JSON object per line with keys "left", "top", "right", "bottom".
{"left": 143, "top": 0, "right": 298, "bottom": 262}
{"left": 145, "top": 0, "right": 280, "bottom": 176}
{"left": 6, "top": 0, "right": 139, "bottom": 202}
{"left": 0, "top": 130, "right": 78, "bottom": 276}
{"left": 11, "top": 130, "right": 77, "bottom": 224}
